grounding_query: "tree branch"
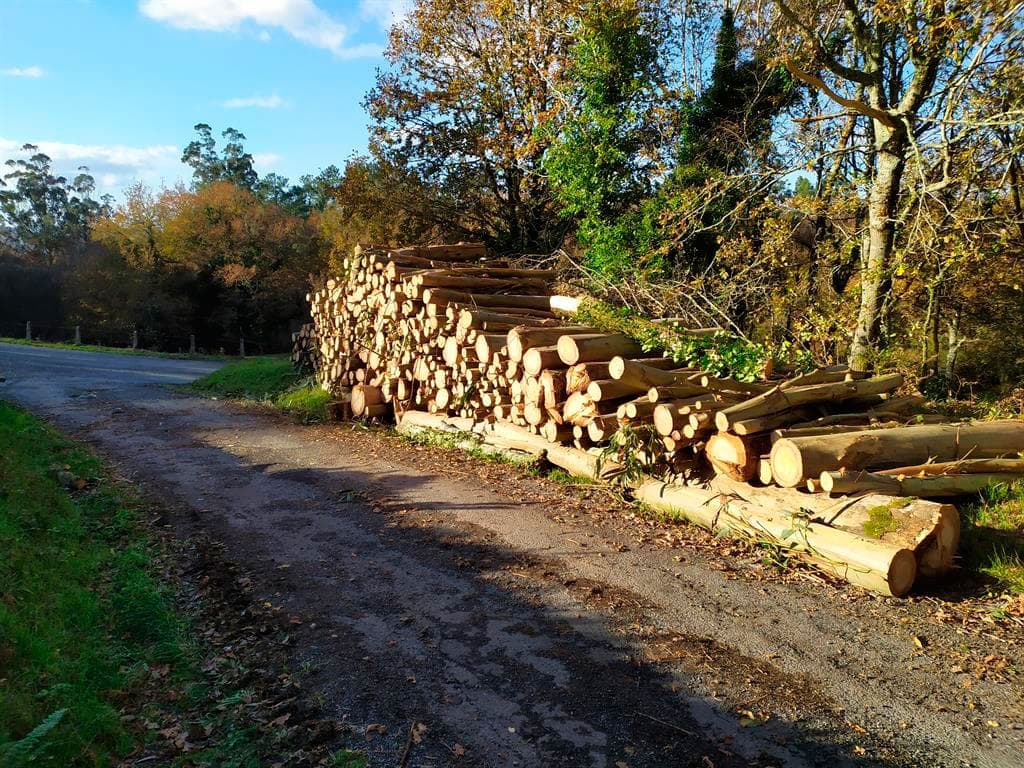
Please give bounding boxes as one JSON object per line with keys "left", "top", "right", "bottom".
{"left": 784, "top": 58, "right": 898, "bottom": 128}
{"left": 775, "top": 0, "right": 877, "bottom": 87}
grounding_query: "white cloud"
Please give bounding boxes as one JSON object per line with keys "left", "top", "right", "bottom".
{"left": 359, "top": 0, "right": 412, "bottom": 29}
{"left": 222, "top": 94, "right": 285, "bottom": 109}
{"left": 0, "top": 137, "right": 181, "bottom": 197}
{"left": 139, "top": 0, "right": 382, "bottom": 58}
{"left": 3, "top": 66, "right": 45, "bottom": 78}
{"left": 252, "top": 152, "right": 282, "bottom": 172}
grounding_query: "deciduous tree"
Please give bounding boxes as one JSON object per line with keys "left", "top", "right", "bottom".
{"left": 770, "top": 0, "right": 1024, "bottom": 371}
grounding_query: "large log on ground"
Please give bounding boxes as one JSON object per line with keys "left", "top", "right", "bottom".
{"left": 396, "top": 411, "right": 540, "bottom": 464}
{"left": 483, "top": 421, "right": 623, "bottom": 480}
{"left": 398, "top": 410, "right": 478, "bottom": 434}
{"left": 633, "top": 480, "right": 918, "bottom": 596}
{"left": 770, "top": 420, "right": 1024, "bottom": 488}
{"left": 715, "top": 374, "right": 905, "bottom": 432}
{"left": 708, "top": 476, "right": 958, "bottom": 576}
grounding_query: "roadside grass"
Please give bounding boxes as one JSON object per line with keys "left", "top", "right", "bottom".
{"left": 190, "top": 356, "right": 330, "bottom": 422}
{"left": 0, "top": 400, "right": 379, "bottom": 766}
{"left": 0, "top": 400, "right": 190, "bottom": 765}
{"left": 0, "top": 336, "right": 223, "bottom": 360}
{"left": 959, "top": 481, "right": 1024, "bottom": 595}
{"left": 397, "top": 425, "right": 541, "bottom": 468}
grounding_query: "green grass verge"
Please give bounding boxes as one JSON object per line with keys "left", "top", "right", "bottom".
{"left": 0, "top": 401, "right": 372, "bottom": 766}
{"left": 190, "top": 356, "right": 330, "bottom": 422}
{"left": 0, "top": 400, "right": 190, "bottom": 766}
{"left": 0, "top": 336, "right": 224, "bottom": 360}
{"left": 960, "top": 482, "right": 1024, "bottom": 595}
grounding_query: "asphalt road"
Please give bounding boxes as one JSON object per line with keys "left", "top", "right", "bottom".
{"left": 2, "top": 341, "right": 1021, "bottom": 768}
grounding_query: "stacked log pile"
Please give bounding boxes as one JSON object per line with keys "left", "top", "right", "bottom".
{"left": 303, "top": 243, "right": 1024, "bottom": 597}
{"left": 290, "top": 323, "right": 318, "bottom": 371}
{"left": 305, "top": 242, "right": 580, "bottom": 419}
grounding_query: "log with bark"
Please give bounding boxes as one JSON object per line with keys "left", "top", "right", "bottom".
{"left": 771, "top": 420, "right": 1024, "bottom": 488}
{"left": 715, "top": 374, "right": 905, "bottom": 432}
{"left": 634, "top": 480, "right": 919, "bottom": 596}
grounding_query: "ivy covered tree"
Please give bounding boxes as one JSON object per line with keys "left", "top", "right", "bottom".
{"left": 662, "top": 6, "right": 794, "bottom": 270}
{"left": 543, "top": 2, "right": 666, "bottom": 278}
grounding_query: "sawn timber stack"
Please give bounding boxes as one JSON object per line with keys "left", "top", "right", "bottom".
{"left": 303, "top": 243, "right": 1024, "bottom": 597}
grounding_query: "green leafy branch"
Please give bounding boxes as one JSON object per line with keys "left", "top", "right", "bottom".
{"left": 574, "top": 297, "right": 768, "bottom": 381}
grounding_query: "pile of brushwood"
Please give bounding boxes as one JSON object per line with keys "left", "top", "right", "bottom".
{"left": 293, "top": 243, "right": 1024, "bottom": 597}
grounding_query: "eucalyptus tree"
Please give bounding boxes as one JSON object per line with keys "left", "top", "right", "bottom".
{"left": 770, "top": 0, "right": 1024, "bottom": 370}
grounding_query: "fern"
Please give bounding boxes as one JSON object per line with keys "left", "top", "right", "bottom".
{"left": 1, "top": 708, "right": 68, "bottom": 766}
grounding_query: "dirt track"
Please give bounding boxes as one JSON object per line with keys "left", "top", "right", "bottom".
{"left": 1, "top": 341, "right": 1022, "bottom": 768}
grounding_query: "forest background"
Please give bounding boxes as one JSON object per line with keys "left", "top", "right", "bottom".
{"left": 2, "top": 0, "right": 1022, "bottom": 396}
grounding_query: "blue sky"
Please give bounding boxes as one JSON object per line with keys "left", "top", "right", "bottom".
{"left": 0, "top": 0, "right": 409, "bottom": 197}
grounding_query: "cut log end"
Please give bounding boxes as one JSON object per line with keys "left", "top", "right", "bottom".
{"left": 886, "top": 550, "right": 919, "bottom": 598}
{"left": 769, "top": 439, "right": 806, "bottom": 488}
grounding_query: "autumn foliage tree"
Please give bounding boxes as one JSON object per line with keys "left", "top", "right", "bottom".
{"left": 79, "top": 181, "right": 323, "bottom": 349}
{"left": 365, "top": 0, "right": 585, "bottom": 251}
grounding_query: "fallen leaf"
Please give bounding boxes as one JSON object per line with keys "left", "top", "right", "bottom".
{"left": 411, "top": 722, "right": 428, "bottom": 744}
{"left": 365, "top": 723, "right": 387, "bottom": 735}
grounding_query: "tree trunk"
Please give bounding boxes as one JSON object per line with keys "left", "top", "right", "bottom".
{"left": 848, "top": 134, "right": 906, "bottom": 372}
{"left": 945, "top": 308, "right": 962, "bottom": 382}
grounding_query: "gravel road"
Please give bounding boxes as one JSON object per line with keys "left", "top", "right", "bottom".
{"left": 1, "top": 341, "right": 1021, "bottom": 768}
